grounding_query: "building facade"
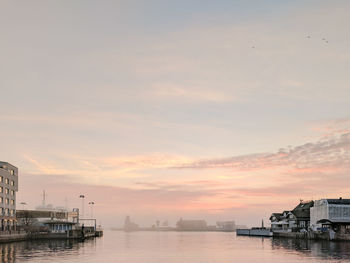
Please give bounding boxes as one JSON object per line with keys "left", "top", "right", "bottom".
{"left": 270, "top": 211, "right": 296, "bottom": 232}
{"left": 310, "top": 198, "right": 350, "bottom": 230}
{"left": 291, "top": 200, "right": 314, "bottom": 229}
{"left": 0, "top": 162, "right": 18, "bottom": 231}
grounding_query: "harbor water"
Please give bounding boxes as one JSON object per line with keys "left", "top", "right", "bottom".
{"left": 2, "top": 231, "right": 350, "bottom": 262}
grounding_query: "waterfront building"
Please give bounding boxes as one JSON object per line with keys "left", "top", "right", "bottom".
{"left": 43, "top": 221, "right": 76, "bottom": 233}
{"left": 291, "top": 200, "right": 314, "bottom": 229}
{"left": 310, "top": 198, "right": 350, "bottom": 231}
{"left": 270, "top": 200, "right": 314, "bottom": 232}
{"left": 270, "top": 212, "right": 289, "bottom": 232}
{"left": 0, "top": 162, "right": 18, "bottom": 231}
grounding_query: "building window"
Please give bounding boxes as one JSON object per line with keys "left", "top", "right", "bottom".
{"left": 300, "top": 221, "right": 306, "bottom": 227}
{"left": 5, "top": 188, "right": 9, "bottom": 195}
{"left": 10, "top": 170, "right": 14, "bottom": 175}
{"left": 10, "top": 180, "right": 14, "bottom": 186}
{"left": 5, "top": 198, "right": 9, "bottom": 205}
{"left": 0, "top": 176, "right": 2, "bottom": 182}
{"left": 10, "top": 210, "right": 15, "bottom": 216}
{"left": 10, "top": 200, "right": 15, "bottom": 205}
{"left": 10, "top": 190, "right": 15, "bottom": 196}
{"left": 5, "top": 178, "right": 9, "bottom": 184}
{"left": 0, "top": 197, "right": 3, "bottom": 203}
{"left": 0, "top": 186, "right": 2, "bottom": 193}
{"left": 5, "top": 208, "right": 9, "bottom": 215}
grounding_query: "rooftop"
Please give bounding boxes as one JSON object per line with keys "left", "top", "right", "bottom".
{"left": 292, "top": 201, "right": 314, "bottom": 219}
{"left": 327, "top": 198, "right": 350, "bottom": 205}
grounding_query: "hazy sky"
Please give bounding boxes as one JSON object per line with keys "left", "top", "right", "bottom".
{"left": 1, "top": 0, "right": 350, "bottom": 227}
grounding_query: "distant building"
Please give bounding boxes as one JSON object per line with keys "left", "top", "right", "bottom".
{"left": 0, "top": 162, "right": 18, "bottom": 231}
{"left": 216, "top": 221, "right": 236, "bottom": 231}
{"left": 176, "top": 218, "right": 207, "bottom": 231}
{"left": 310, "top": 198, "right": 350, "bottom": 231}
{"left": 124, "top": 216, "right": 139, "bottom": 231}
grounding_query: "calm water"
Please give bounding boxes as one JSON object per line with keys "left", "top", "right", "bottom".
{"left": 1, "top": 231, "right": 350, "bottom": 263}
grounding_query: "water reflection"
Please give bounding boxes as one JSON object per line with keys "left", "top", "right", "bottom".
{"left": 0, "top": 242, "right": 15, "bottom": 263}
{"left": 0, "top": 239, "right": 96, "bottom": 262}
{"left": 272, "top": 237, "right": 350, "bottom": 260}
{"left": 1, "top": 233, "right": 350, "bottom": 262}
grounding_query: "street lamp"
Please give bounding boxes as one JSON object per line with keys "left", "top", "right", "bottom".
{"left": 88, "top": 202, "right": 95, "bottom": 218}
{"left": 79, "top": 195, "right": 85, "bottom": 219}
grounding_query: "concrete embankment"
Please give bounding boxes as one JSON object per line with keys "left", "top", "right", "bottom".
{"left": 273, "top": 232, "right": 307, "bottom": 239}
{"left": 248, "top": 231, "right": 350, "bottom": 241}
{"left": 0, "top": 232, "right": 28, "bottom": 243}
{"left": 237, "top": 229, "right": 350, "bottom": 241}
{"left": 0, "top": 229, "right": 103, "bottom": 243}
{"left": 237, "top": 229, "right": 273, "bottom": 237}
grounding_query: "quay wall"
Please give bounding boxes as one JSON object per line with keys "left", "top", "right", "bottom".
{"left": 274, "top": 231, "right": 350, "bottom": 241}
{"left": 0, "top": 232, "right": 27, "bottom": 243}
{"left": 237, "top": 229, "right": 272, "bottom": 237}
{"left": 273, "top": 232, "right": 307, "bottom": 239}
{"left": 0, "top": 229, "right": 102, "bottom": 243}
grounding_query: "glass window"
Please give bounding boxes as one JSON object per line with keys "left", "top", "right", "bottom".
{"left": 5, "top": 178, "right": 9, "bottom": 184}
{"left": 5, "top": 188, "right": 9, "bottom": 195}
{"left": 0, "top": 176, "right": 3, "bottom": 182}
{"left": 10, "top": 190, "right": 15, "bottom": 196}
{"left": 10, "top": 200, "right": 14, "bottom": 205}
{"left": 5, "top": 208, "right": 9, "bottom": 215}
{"left": 10, "top": 180, "right": 14, "bottom": 186}
{"left": 5, "top": 198, "right": 9, "bottom": 205}
{"left": 0, "top": 186, "right": 2, "bottom": 193}
{"left": 0, "top": 197, "right": 3, "bottom": 203}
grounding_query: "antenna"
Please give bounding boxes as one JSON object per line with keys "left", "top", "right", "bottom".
{"left": 42, "top": 190, "right": 46, "bottom": 206}
{"left": 65, "top": 196, "right": 68, "bottom": 211}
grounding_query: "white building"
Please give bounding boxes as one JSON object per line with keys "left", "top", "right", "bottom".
{"left": 270, "top": 211, "right": 296, "bottom": 232}
{"left": 310, "top": 198, "right": 350, "bottom": 230}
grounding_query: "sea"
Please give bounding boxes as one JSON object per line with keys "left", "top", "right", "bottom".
{"left": 2, "top": 231, "right": 350, "bottom": 263}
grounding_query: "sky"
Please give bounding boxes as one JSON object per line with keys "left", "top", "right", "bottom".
{"left": 1, "top": 0, "right": 350, "bottom": 228}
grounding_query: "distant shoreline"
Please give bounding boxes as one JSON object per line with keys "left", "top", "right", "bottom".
{"left": 110, "top": 228, "right": 238, "bottom": 232}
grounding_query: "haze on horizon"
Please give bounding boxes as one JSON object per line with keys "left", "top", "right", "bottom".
{"left": 1, "top": 0, "right": 350, "bottom": 228}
